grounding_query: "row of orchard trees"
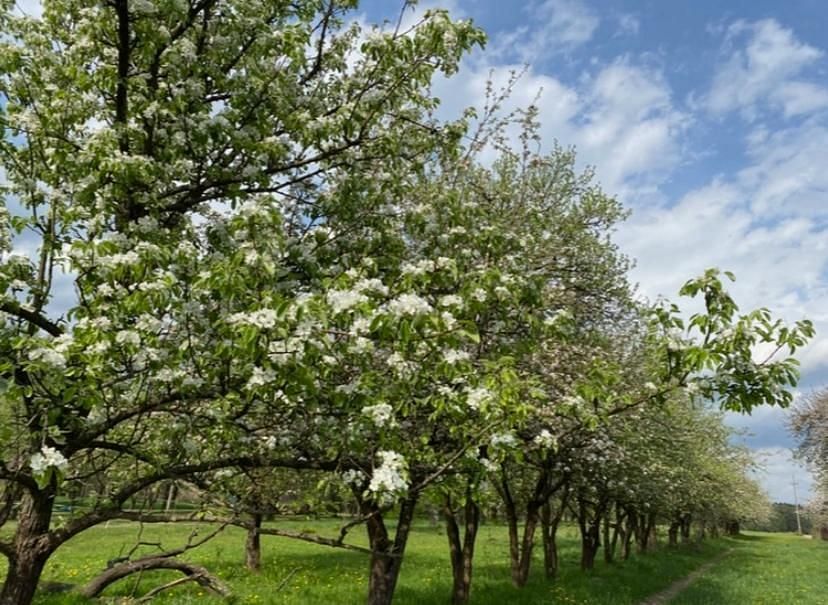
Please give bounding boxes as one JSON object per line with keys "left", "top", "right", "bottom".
{"left": 791, "top": 391, "right": 828, "bottom": 539}
{"left": 0, "top": 1, "right": 812, "bottom": 604}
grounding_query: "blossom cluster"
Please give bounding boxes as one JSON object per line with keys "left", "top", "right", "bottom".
{"left": 30, "top": 446, "right": 69, "bottom": 474}
{"left": 368, "top": 450, "right": 409, "bottom": 501}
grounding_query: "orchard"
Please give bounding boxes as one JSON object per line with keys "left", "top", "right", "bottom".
{"left": 0, "top": 2, "right": 815, "bottom": 605}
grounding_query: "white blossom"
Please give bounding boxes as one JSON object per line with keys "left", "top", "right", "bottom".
{"left": 533, "top": 429, "right": 556, "bottom": 449}
{"left": 98, "top": 250, "right": 140, "bottom": 268}
{"left": 400, "top": 260, "right": 429, "bottom": 276}
{"left": 115, "top": 330, "right": 140, "bottom": 346}
{"left": 490, "top": 432, "right": 517, "bottom": 449}
{"left": 228, "top": 309, "right": 279, "bottom": 329}
{"left": 327, "top": 288, "right": 368, "bottom": 313}
{"left": 439, "top": 294, "right": 463, "bottom": 307}
{"left": 443, "top": 349, "right": 470, "bottom": 364}
{"left": 480, "top": 457, "right": 498, "bottom": 472}
{"left": 388, "top": 293, "right": 432, "bottom": 316}
{"left": 368, "top": 451, "right": 408, "bottom": 498}
{"left": 341, "top": 469, "right": 366, "bottom": 486}
{"left": 246, "top": 366, "right": 277, "bottom": 389}
{"left": 30, "top": 446, "right": 68, "bottom": 474}
{"left": 362, "top": 403, "right": 395, "bottom": 427}
{"left": 386, "top": 352, "right": 413, "bottom": 376}
{"left": 466, "top": 387, "right": 491, "bottom": 410}
{"left": 354, "top": 278, "right": 389, "bottom": 296}
{"left": 441, "top": 311, "right": 457, "bottom": 330}
{"left": 28, "top": 347, "right": 67, "bottom": 369}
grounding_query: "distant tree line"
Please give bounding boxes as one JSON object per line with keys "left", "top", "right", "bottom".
{"left": 744, "top": 502, "right": 812, "bottom": 534}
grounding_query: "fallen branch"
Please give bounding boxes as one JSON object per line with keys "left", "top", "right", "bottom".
{"left": 81, "top": 520, "right": 232, "bottom": 599}
{"left": 80, "top": 557, "right": 230, "bottom": 599}
{"left": 134, "top": 574, "right": 203, "bottom": 603}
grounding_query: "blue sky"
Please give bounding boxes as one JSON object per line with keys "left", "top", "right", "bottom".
{"left": 11, "top": 0, "right": 825, "bottom": 502}
{"left": 357, "top": 0, "right": 828, "bottom": 502}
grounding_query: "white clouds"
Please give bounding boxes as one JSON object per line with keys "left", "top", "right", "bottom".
{"left": 706, "top": 19, "right": 828, "bottom": 118}
{"left": 576, "top": 60, "right": 688, "bottom": 194}
{"left": 741, "top": 120, "right": 828, "bottom": 218}
{"left": 436, "top": 57, "right": 686, "bottom": 200}
{"left": 615, "top": 14, "right": 640, "bottom": 37}
{"left": 490, "top": 0, "right": 599, "bottom": 62}
{"left": 774, "top": 81, "right": 828, "bottom": 118}
{"left": 618, "top": 173, "right": 828, "bottom": 374}
{"left": 751, "top": 446, "right": 814, "bottom": 503}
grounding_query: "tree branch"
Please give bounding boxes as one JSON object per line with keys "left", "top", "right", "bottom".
{"left": 0, "top": 299, "right": 63, "bottom": 336}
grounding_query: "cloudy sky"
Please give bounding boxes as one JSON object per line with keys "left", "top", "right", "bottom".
{"left": 357, "top": 0, "right": 827, "bottom": 502}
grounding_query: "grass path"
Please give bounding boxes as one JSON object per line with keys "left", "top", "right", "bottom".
{"left": 639, "top": 550, "right": 732, "bottom": 605}
{"left": 668, "top": 532, "right": 827, "bottom": 605}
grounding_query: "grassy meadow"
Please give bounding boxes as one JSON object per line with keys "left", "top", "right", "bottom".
{"left": 671, "top": 531, "right": 828, "bottom": 605}
{"left": 1, "top": 519, "right": 824, "bottom": 604}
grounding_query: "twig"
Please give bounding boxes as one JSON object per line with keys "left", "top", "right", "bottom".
{"left": 275, "top": 567, "right": 300, "bottom": 592}
{"left": 135, "top": 574, "right": 203, "bottom": 603}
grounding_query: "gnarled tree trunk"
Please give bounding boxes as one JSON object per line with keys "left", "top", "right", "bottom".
{"left": 0, "top": 490, "right": 57, "bottom": 605}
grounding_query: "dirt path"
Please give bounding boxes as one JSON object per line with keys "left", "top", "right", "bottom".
{"left": 639, "top": 550, "right": 732, "bottom": 605}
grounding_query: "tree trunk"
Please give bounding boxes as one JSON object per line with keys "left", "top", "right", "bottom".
{"left": 602, "top": 504, "right": 614, "bottom": 564}
{"left": 515, "top": 503, "right": 541, "bottom": 586}
{"left": 364, "top": 495, "right": 418, "bottom": 605}
{"left": 668, "top": 520, "right": 680, "bottom": 547}
{"left": 622, "top": 509, "right": 634, "bottom": 560}
{"left": 646, "top": 513, "right": 657, "bottom": 549}
{"left": 578, "top": 518, "right": 601, "bottom": 570}
{"left": 444, "top": 494, "right": 480, "bottom": 605}
{"left": 540, "top": 493, "right": 568, "bottom": 580}
{"left": 680, "top": 515, "right": 692, "bottom": 543}
{"left": 610, "top": 507, "right": 624, "bottom": 562}
{"left": 245, "top": 512, "right": 263, "bottom": 572}
{"left": 696, "top": 519, "right": 706, "bottom": 541}
{"left": 0, "top": 490, "right": 56, "bottom": 605}
{"left": 633, "top": 512, "right": 655, "bottom": 553}
{"left": 502, "top": 497, "right": 542, "bottom": 587}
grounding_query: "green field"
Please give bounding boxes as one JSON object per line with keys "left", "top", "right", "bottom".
{"left": 1, "top": 521, "right": 824, "bottom": 604}
{"left": 672, "top": 532, "right": 827, "bottom": 605}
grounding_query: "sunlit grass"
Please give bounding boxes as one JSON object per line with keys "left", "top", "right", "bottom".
{"left": 671, "top": 531, "right": 828, "bottom": 605}
{"left": 6, "top": 520, "right": 820, "bottom": 604}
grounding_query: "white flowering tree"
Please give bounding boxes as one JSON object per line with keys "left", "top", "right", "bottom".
{"left": 488, "top": 266, "right": 812, "bottom": 591}
{"left": 791, "top": 390, "right": 828, "bottom": 539}
{"left": 0, "top": 1, "right": 489, "bottom": 603}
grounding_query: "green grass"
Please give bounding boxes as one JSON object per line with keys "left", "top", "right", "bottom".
{"left": 3, "top": 518, "right": 724, "bottom": 605}
{"left": 671, "top": 531, "right": 828, "bottom": 605}
{"left": 4, "top": 520, "right": 813, "bottom": 604}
